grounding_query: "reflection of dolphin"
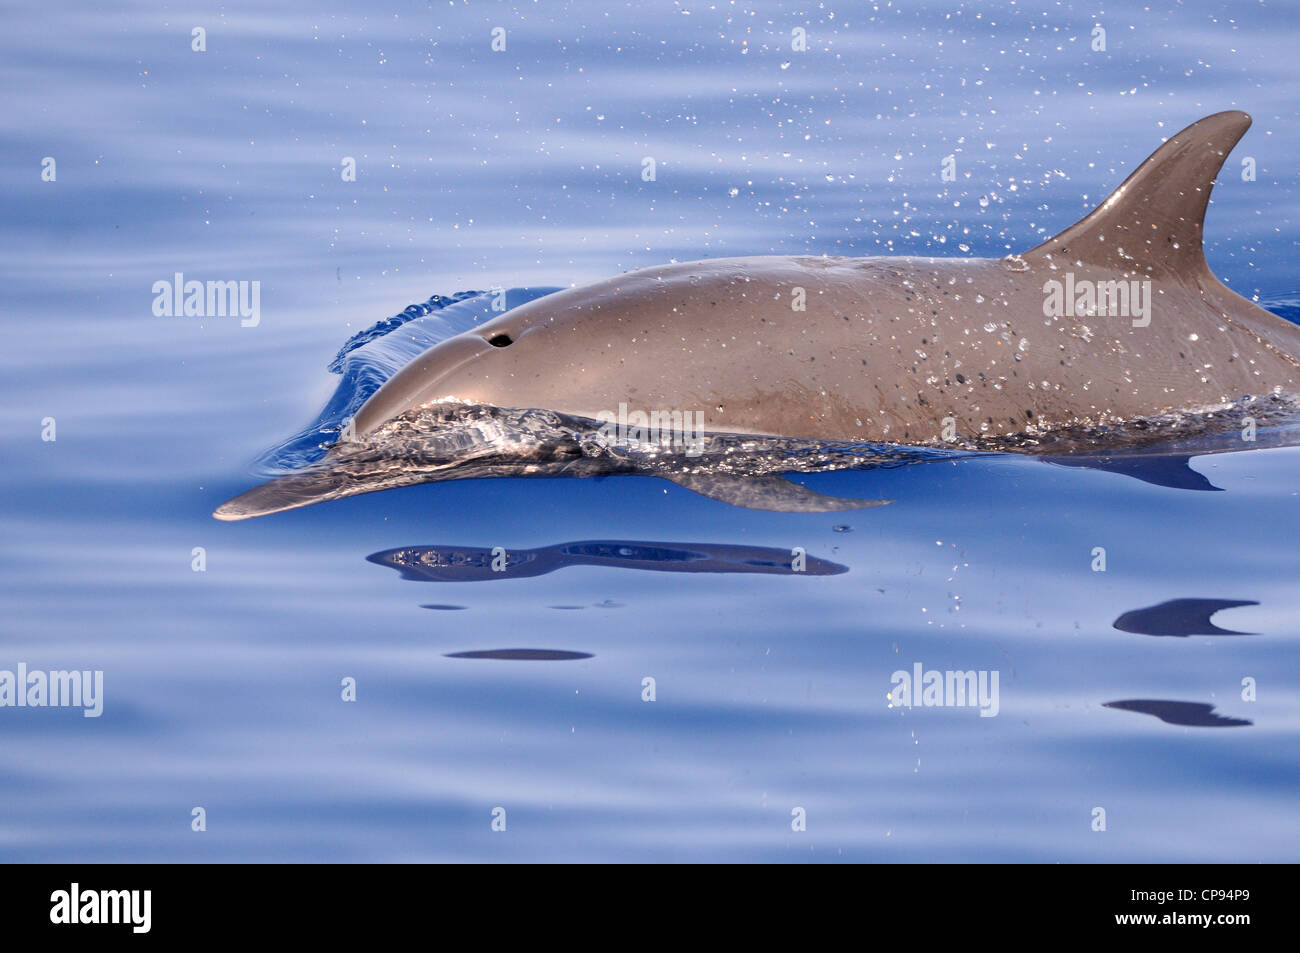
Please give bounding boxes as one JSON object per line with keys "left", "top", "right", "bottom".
{"left": 1045, "top": 453, "right": 1222, "bottom": 491}
{"left": 446, "top": 649, "right": 592, "bottom": 661}
{"left": 368, "top": 540, "right": 848, "bottom": 582}
{"left": 1104, "top": 700, "right": 1251, "bottom": 728}
{"left": 1113, "top": 598, "right": 1258, "bottom": 637}
{"left": 1040, "top": 408, "right": 1300, "bottom": 490}
{"left": 215, "top": 111, "right": 1300, "bottom": 520}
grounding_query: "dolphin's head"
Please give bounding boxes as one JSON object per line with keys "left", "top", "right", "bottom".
{"left": 349, "top": 260, "right": 766, "bottom": 437}
{"left": 352, "top": 331, "right": 509, "bottom": 435}
{"left": 351, "top": 282, "right": 640, "bottom": 436}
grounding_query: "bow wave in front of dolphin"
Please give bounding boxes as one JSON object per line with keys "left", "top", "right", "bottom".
{"left": 215, "top": 111, "right": 1300, "bottom": 521}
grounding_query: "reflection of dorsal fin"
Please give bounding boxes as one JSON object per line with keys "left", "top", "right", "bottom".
{"left": 1112, "top": 598, "right": 1257, "bottom": 637}
{"left": 1022, "top": 111, "right": 1251, "bottom": 278}
{"left": 664, "top": 472, "right": 891, "bottom": 513}
{"left": 1043, "top": 453, "right": 1223, "bottom": 491}
{"left": 1103, "top": 699, "right": 1251, "bottom": 728}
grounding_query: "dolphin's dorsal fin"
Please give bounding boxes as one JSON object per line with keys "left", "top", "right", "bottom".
{"left": 1021, "top": 111, "right": 1251, "bottom": 278}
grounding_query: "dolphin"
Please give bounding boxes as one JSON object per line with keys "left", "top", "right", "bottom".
{"left": 215, "top": 111, "right": 1300, "bottom": 520}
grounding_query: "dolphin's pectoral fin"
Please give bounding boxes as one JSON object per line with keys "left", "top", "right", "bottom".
{"left": 1021, "top": 110, "right": 1251, "bottom": 279}
{"left": 663, "top": 472, "right": 892, "bottom": 513}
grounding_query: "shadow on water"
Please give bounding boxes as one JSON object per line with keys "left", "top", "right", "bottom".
{"left": 367, "top": 539, "right": 849, "bottom": 582}
{"left": 1112, "top": 598, "right": 1259, "bottom": 637}
{"left": 1103, "top": 700, "right": 1253, "bottom": 728}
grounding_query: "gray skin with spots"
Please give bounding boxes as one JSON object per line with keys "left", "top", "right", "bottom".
{"left": 216, "top": 111, "right": 1300, "bottom": 520}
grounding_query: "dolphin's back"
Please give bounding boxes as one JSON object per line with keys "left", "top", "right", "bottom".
{"left": 347, "top": 114, "right": 1300, "bottom": 447}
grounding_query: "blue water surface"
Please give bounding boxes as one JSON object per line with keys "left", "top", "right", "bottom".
{"left": 2, "top": 0, "right": 1298, "bottom": 862}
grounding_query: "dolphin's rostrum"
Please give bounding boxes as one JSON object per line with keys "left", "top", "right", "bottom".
{"left": 216, "top": 111, "right": 1300, "bottom": 520}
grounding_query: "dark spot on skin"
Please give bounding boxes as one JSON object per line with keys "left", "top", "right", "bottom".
{"left": 488, "top": 334, "right": 513, "bottom": 347}
{"left": 1025, "top": 409, "right": 1034, "bottom": 418}
{"left": 956, "top": 373, "right": 966, "bottom": 383}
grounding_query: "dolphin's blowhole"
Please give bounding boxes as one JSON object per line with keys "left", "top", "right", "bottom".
{"left": 488, "top": 333, "right": 513, "bottom": 347}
